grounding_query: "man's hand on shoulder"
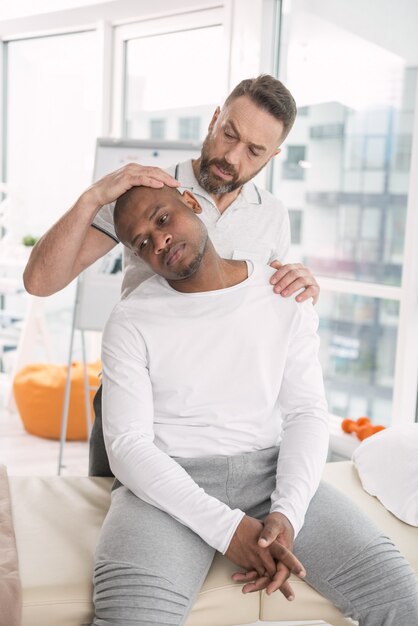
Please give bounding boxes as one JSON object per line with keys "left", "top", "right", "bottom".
{"left": 269, "top": 260, "right": 320, "bottom": 304}
{"left": 80, "top": 163, "right": 180, "bottom": 210}
{"left": 227, "top": 514, "right": 305, "bottom": 600}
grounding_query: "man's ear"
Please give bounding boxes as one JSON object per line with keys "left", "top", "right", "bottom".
{"left": 181, "top": 190, "right": 202, "bottom": 214}
{"left": 208, "top": 106, "right": 221, "bottom": 131}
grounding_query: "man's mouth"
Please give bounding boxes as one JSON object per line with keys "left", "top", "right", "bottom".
{"left": 212, "top": 162, "right": 234, "bottom": 180}
{"left": 166, "top": 243, "right": 185, "bottom": 267}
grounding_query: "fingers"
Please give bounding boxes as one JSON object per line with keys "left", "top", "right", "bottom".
{"left": 274, "top": 276, "right": 309, "bottom": 297}
{"left": 121, "top": 164, "right": 179, "bottom": 188}
{"left": 88, "top": 163, "right": 181, "bottom": 207}
{"left": 231, "top": 570, "right": 258, "bottom": 583}
{"left": 295, "top": 285, "right": 320, "bottom": 304}
{"left": 133, "top": 175, "right": 164, "bottom": 189}
{"left": 270, "top": 263, "right": 319, "bottom": 302}
{"left": 232, "top": 567, "right": 296, "bottom": 601}
{"left": 258, "top": 549, "right": 278, "bottom": 579}
{"left": 274, "top": 579, "right": 295, "bottom": 601}
{"left": 265, "top": 562, "right": 292, "bottom": 596}
{"left": 270, "top": 263, "right": 302, "bottom": 287}
{"left": 258, "top": 519, "right": 280, "bottom": 548}
{"left": 269, "top": 260, "right": 282, "bottom": 270}
{"left": 241, "top": 574, "right": 270, "bottom": 594}
{"left": 270, "top": 542, "right": 306, "bottom": 579}
{"left": 258, "top": 511, "right": 293, "bottom": 548}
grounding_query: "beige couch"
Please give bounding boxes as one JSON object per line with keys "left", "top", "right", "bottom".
{"left": 8, "top": 461, "right": 418, "bottom": 626}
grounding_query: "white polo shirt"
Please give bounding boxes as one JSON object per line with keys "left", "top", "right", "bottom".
{"left": 92, "top": 159, "right": 290, "bottom": 298}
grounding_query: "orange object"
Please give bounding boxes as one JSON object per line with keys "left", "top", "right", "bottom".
{"left": 341, "top": 417, "right": 385, "bottom": 441}
{"left": 13, "top": 361, "right": 101, "bottom": 440}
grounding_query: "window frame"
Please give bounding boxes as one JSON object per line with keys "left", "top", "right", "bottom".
{"left": 111, "top": 6, "right": 228, "bottom": 138}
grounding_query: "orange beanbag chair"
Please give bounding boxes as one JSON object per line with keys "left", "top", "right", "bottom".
{"left": 13, "top": 361, "right": 101, "bottom": 440}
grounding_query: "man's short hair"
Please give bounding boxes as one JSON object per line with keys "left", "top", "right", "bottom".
{"left": 224, "top": 74, "right": 297, "bottom": 142}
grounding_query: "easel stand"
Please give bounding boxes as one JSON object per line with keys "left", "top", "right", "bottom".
{"left": 57, "top": 284, "right": 95, "bottom": 475}
{"left": 57, "top": 260, "right": 122, "bottom": 475}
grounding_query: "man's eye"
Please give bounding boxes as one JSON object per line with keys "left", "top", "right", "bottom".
{"left": 224, "top": 131, "right": 235, "bottom": 139}
{"left": 139, "top": 238, "right": 149, "bottom": 251}
{"left": 249, "top": 147, "right": 259, "bottom": 157}
{"left": 158, "top": 214, "right": 168, "bottom": 225}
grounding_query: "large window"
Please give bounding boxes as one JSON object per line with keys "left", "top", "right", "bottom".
{"left": 4, "top": 30, "right": 101, "bottom": 362}
{"left": 274, "top": 0, "right": 418, "bottom": 424}
{"left": 5, "top": 31, "right": 100, "bottom": 239}
{"left": 1, "top": 1, "right": 416, "bottom": 426}
{"left": 113, "top": 9, "right": 227, "bottom": 142}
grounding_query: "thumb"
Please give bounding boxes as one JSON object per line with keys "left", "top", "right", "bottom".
{"left": 270, "top": 260, "right": 282, "bottom": 270}
{"left": 258, "top": 521, "right": 279, "bottom": 548}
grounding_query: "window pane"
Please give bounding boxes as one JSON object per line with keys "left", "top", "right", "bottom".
{"left": 317, "top": 293, "right": 399, "bottom": 425}
{"left": 6, "top": 32, "right": 100, "bottom": 239}
{"left": 5, "top": 32, "right": 100, "bottom": 362}
{"left": 124, "top": 26, "right": 226, "bottom": 142}
{"left": 150, "top": 119, "right": 166, "bottom": 140}
{"left": 275, "top": 1, "right": 418, "bottom": 286}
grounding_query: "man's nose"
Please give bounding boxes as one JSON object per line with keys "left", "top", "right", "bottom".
{"left": 224, "top": 142, "right": 245, "bottom": 166}
{"left": 153, "top": 232, "right": 172, "bottom": 255}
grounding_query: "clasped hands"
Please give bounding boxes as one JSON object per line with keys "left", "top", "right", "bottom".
{"left": 225, "top": 512, "right": 305, "bottom": 600}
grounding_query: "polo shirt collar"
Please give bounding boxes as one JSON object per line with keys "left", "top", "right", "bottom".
{"left": 176, "top": 159, "right": 261, "bottom": 207}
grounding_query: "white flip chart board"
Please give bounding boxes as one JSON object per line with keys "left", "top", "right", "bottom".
{"left": 74, "top": 138, "right": 201, "bottom": 332}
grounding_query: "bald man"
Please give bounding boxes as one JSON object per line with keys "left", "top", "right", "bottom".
{"left": 91, "top": 184, "right": 418, "bottom": 626}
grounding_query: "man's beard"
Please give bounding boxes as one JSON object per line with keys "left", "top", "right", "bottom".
{"left": 197, "top": 135, "right": 265, "bottom": 195}
{"left": 175, "top": 247, "right": 205, "bottom": 279}
{"left": 169, "top": 227, "right": 208, "bottom": 281}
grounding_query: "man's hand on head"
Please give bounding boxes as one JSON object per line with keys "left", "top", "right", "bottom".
{"left": 269, "top": 260, "right": 320, "bottom": 304}
{"left": 227, "top": 514, "right": 305, "bottom": 600}
{"left": 81, "top": 163, "right": 180, "bottom": 210}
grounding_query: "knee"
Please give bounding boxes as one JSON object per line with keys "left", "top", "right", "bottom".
{"left": 329, "top": 535, "right": 418, "bottom": 625}
{"left": 93, "top": 561, "right": 190, "bottom": 626}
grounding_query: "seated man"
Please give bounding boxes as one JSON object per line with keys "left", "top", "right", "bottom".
{"left": 93, "top": 184, "right": 418, "bottom": 626}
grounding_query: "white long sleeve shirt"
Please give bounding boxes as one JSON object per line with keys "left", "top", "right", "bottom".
{"left": 101, "top": 262, "right": 329, "bottom": 554}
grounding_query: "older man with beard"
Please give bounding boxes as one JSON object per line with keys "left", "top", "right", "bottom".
{"left": 23, "top": 75, "right": 320, "bottom": 476}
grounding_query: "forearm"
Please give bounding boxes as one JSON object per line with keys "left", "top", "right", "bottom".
{"left": 102, "top": 316, "right": 244, "bottom": 554}
{"left": 23, "top": 193, "right": 108, "bottom": 296}
{"left": 271, "top": 412, "right": 329, "bottom": 537}
{"left": 272, "top": 301, "right": 329, "bottom": 536}
{"left": 107, "top": 433, "right": 244, "bottom": 553}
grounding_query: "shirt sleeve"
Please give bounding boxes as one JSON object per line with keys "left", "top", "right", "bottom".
{"left": 92, "top": 202, "right": 119, "bottom": 242}
{"left": 101, "top": 310, "right": 245, "bottom": 554}
{"left": 269, "top": 199, "right": 291, "bottom": 264}
{"left": 270, "top": 301, "right": 329, "bottom": 537}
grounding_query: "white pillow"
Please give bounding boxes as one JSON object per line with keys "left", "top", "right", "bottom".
{"left": 352, "top": 424, "right": 418, "bottom": 526}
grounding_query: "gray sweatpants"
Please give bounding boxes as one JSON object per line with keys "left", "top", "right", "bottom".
{"left": 92, "top": 447, "right": 418, "bottom": 626}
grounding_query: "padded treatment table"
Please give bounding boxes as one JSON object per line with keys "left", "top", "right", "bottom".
{"left": 8, "top": 461, "right": 418, "bottom": 626}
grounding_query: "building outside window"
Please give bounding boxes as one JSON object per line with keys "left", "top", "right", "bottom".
{"left": 289, "top": 209, "right": 303, "bottom": 244}
{"left": 283, "top": 145, "right": 306, "bottom": 179}
{"left": 149, "top": 119, "right": 166, "bottom": 140}
{"left": 178, "top": 117, "right": 201, "bottom": 142}
{"left": 273, "top": 0, "right": 418, "bottom": 425}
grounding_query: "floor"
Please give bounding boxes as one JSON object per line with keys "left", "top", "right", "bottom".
{"left": 0, "top": 405, "right": 89, "bottom": 476}
{"left": 0, "top": 405, "right": 330, "bottom": 626}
